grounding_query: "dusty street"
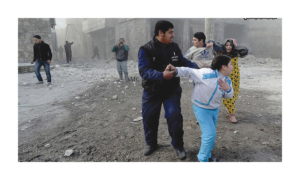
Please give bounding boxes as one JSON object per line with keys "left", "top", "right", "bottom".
{"left": 18, "top": 56, "right": 282, "bottom": 162}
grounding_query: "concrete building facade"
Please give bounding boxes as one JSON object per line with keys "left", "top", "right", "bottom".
{"left": 82, "top": 18, "right": 120, "bottom": 60}
{"left": 59, "top": 18, "right": 282, "bottom": 61}
{"left": 18, "top": 18, "right": 282, "bottom": 64}
{"left": 108, "top": 18, "right": 282, "bottom": 60}
{"left": 64, "top": 18, "right": 86, "bottom": 58}
{"left": 18, "top": 18, "right": 56, "bottom": 63}
{"left": 248, "top": 18, "right": 282, "bottom": 58}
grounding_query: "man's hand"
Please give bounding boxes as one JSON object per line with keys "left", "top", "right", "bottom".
{"left": 163, "top": 64, "right": 177, "bottom": 79}
{"left": 206, "top": 42, "right": 213, "bottom": 48}
{"left": 163, "top": 71, "right": 175, "bottom": 80}
{"left": 218, "top": 79, "right": 230, "bottom": 91}
{"left": 47, "top": 60, "right": 51, "bottom": 64}
{"left": 31, "top": 61, "right": 34, "bottom": 64}
{"left": 165, "top": 64, "right": 175, "bottom": 72}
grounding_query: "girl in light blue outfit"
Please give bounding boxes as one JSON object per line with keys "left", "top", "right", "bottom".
{"left": 167, "top": 55, "right": 234, "bottom": 162}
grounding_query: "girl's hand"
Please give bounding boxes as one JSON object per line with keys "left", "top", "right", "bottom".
{"left": 218, "top": 79, "right": 230, "bottom": 91}
{"left": 230, "top": 38, "right": 237, "bottom": 46}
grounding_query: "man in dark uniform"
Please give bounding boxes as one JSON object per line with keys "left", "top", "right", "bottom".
{"left": 138, "top": 20, "right": 199, "bottom": 160}
{"left": 64, "top": 41, "right": 74, "bottom": 63}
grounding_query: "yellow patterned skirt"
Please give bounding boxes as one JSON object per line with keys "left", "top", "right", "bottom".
{"left": 222, "top": 56, "right": 240, "bottom": 114}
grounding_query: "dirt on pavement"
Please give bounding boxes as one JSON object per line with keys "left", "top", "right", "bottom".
{"left": 18, "top": 55, "right": 282, "bottom": 162}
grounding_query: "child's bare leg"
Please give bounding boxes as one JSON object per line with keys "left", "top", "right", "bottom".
{"left": 225, "top": 107, "right": 238, "bottom": 123}
{"left": 229, "top": 113, "right": 238, "bottom": 123}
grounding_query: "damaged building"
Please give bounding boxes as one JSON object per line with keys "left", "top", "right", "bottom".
{"left": 18, "top": 18, "right": 282, "bottom": 64}
{"left": 82, "top": 18, "right": 281, "bottom": 61}
{"left": 18, "top": 18, "right": 56, "bottom": 63}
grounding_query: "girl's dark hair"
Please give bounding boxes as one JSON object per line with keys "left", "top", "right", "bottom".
{"left": 223, "top": 39, "right": 239, "bottom": 57}
{"left": 154, "top": 20, "right": 174, "bottom": 36}
{"left": 211, "top": 55, "right": 231, "bottom": 70}
{"left": 193, "top": 32, "right": 206, "bottom": 43}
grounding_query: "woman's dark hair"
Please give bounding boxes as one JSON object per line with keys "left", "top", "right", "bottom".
{"left": 154, "top": 20, "right": 174, "bottom": 36}
{"left": 223, "top": 39, "right": 239, "bottom": 57}
{"left": 193, "top": 32, "right": 206, "bottom": 43}
{"left": 33, "top": 35, "right": 41, "bottom": 39}
{"left": 211, "top": 55, "right": 231, "bottom": 70}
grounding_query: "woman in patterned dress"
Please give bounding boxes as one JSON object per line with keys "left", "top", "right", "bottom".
{"left": 207, "top": 38, "right": 248, "bottom": 123}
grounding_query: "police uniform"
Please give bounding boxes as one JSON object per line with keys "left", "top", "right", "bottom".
{"left": 138, "top": 36, "right": 199, "bottom": 149}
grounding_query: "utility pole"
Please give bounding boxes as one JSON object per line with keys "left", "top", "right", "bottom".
{"left": 205, "top": 18, "right": 215, "bottom": 41}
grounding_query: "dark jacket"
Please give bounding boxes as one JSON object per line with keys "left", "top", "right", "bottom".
{"left": 58, "top": 46, "right": 64, "bottom": 53}
{"left": 64, "top": 42, "right": 73, "bottom": 54}
{"left": 94, "top": 46, "right": 100, "bottom": 53}
{"left": 112, "top": 44, "right": 129, "bottom": 61}
{"left": 208, "top": 38, "right": 248, "bottom": 58}
{"left": 138, "top": 36, "right": 199, "bottom": 93}
{"left": 33, "top": 41, "right": 52, "bottom": 62}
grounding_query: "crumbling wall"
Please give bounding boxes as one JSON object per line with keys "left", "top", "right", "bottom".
{"left": 114, "top": 19, "right": 151, "bottom": 61}
{"left": 18, "top": 18, "right": 53, "bottom": 63}
{"left": 248, "top": 19, "right": 282, "bottom": 59}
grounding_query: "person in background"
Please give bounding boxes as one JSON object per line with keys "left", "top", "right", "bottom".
{"left": 92, "top": 44, "right": 100, "bottom": 60}
{"left": 184, "top": 32, "right": 213, "bottom": 68}
{"left": 31, "top": 35, "right": 52, "bottom": 86}
{"left": 64, "top": 41, "right": 74, "bottom": 63}
{"left": 206, "top": 38, "right": 248, "bottom": 123}
{"left": 112, "top": 38, "right": 130, "bottom": 82}
{"left": 58, "top": 45, "right": 64, "bottom": 59}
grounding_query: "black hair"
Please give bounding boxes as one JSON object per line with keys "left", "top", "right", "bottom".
{"left": 119, "top": 38, "right": 125, "bottom": 42}
{"left": 33, "top": 35, "right": 41, "bottom": 39}
{"left": 223, "top": 39, "right": 239, "bottom": 57}
{"left": 193, "top": 32, "right": 206, "bottom": 43}
{"left": 211, "top": 55, "right": 231, "bottom": 70}
{"left": 154, "top": 20, "right": 174, "bottom": 36}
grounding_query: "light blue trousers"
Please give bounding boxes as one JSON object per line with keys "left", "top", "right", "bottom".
{"left": 192, "top": 104, "right": 219, "bottom": 162}
{"left": 117, "top": 60, "right": 128, "bottom": 73}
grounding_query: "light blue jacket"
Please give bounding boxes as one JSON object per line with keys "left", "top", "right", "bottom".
{"left": 176, "top": 67, "right": 233, "bottom": 109}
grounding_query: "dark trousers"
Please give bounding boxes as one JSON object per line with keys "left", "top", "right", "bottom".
{"left": 142, "top": 86, "right": 184, "bottom": 149}
{"left": 66, "top": 52, "right": 72, "bottom": 63}
{"left": 92, "top": 52, "right": 99, "bottom": 59}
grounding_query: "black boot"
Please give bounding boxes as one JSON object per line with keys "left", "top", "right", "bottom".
{"left": 144, "top": 145, "right": 157, "bottom": 156}
{"left": 175, "top": 147, "right": 187, "bottom": 160}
